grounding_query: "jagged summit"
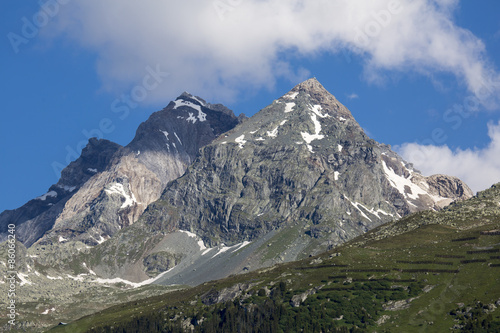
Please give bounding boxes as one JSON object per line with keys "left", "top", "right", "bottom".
{"left": 215, "top": 77, "right": 360, "bottom": 154}
{"left": 177, "top": 92, "right": 207, "bottom": 107}
{"left": 290, "top": 77, "right": 330, "bottom": 96}
{"left": 283, "top": 78, "right": 354, "bottom": 119}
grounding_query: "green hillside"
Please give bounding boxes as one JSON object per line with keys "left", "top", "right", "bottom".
{"left": 48, "top": 184, "right": 500, "bottom": 332}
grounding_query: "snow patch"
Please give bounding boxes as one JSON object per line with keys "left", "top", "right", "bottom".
{"left": 47, "top": 275, "right": 63, "bottom": 280}
{"left": 267, "top": 126, "right": 279, "bottom": 138}
{"left": 36, "top": 191, "right": 57, "bottom": 201}
{"left": 190, "top": 95, "right": 206, "bottom": 106}
{"left": 300, "top": 112, "right": 325, "bottom": 153}
{"left": 41, "top": 307, "right": 55, "bottom": 315}
{"left": 347, "top": 197, "right": 394, "bottom": 221}
{"left": 94, "top": 266, "right": 176, "bottom": 288}
{"left": 18, "top": 272, "right": 32, "bottom": 286}
{"left": 95, "top": 235, "right": 108, "bottom": 244}
{"left": 235, "top": 241, "right": 251, "bottom": 251}
{"left": 161, "top": 130, "right": 169, "bottom": 140}
{"left": 338, "top": 144, "right": 343, "bottom": 152}
{"left": 382, "top": 160, "right": 430, "bottom": 201}
{"left": 105, "top": 183, "right": 138, "bottom": 209}
{"left": 173, "top": 99, "right": 201, "bottom": 112}
{"left": 66, "top": 274, "right": 88, "bottom": 282}
{"left": 174, "top": 99, "right": 206, "bottom": 123}
{"left": 197, "top": 240, "right": 207, "bottom": 251}
{"left": 212, "top": 241, "right": 251, "bottom": 258}
{"left": 280, "top": 119, "right": 288, "bottom": 126}
{"left": 284, "top": 102, "right": 295, "bottom": 113}
{"left": 256, "top": 137, "right": 265, "bottom": 141}
{"left": 349, "top": 200, "right": 372, "bottom": 222}
{"left": 58, "top": 236, "right": 67, "bottom": 243}
{"left": 179, "top": 230, "right": 207, "bottom": 251}
{"left": 87, "top": 168, "right": 98, "bottom": 173}
{"left": 83, "top": 263, "right": 97, "bottom": 276}
{"left": 213, "top": 246, "right": 231, "bottom": 257}
{"left": 186, "top": 113, "right": 197, "bottom": 123}
{"left": 334, "top": 171, "right": 340, "bottom": 181}
{"left": 235, "top": 135, "right": 247, "bottom": 149}
{"left": 201, "top": 248, "right": 212, "bottom": 256}
{"left": 179, "top": 230, "right": 197, "bottom": 238}
{"left": 57, "top": 185, "right": 76, "bottom": 192}
{"left": 174, "top": 132, "right": 182, "bottom": 145}
{"left": 309, "top": 104, "right": 329, "bottom": 118}
{"left": 287, "top": 92, "right": 299, "bottom": 99}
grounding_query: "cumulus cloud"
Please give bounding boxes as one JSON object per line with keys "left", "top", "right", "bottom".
{"left": 396, "top": 121, "right": 500, "bottom": 193}
{"left": 40, "top": 0, "right": 500, "bottom": 104}
{"left": 347, "top": 93, "right": 359, "bottom": 100}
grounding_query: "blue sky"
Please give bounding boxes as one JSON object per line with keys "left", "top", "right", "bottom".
{"left": 1, "top": 0, "right": 500, "bottom": 212}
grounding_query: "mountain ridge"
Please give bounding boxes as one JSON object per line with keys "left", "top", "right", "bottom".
{"left": 82, "top": 78, "right": 473, "bottom": 283}
{"left": 0, "top": 78, "right": 478, "bottom": 332}
{"left": 0, "top": 138, "right": 122, "bottom": 247}
{"left": 0, "top": 93, "right": 242, "bottom": 249}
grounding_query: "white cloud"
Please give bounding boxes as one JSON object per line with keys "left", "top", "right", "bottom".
{"left": 347, "top": 93, "right": 359, "bottom": 100}
{"left": 396, "top": 121, "right": 500, "bottom": 193}
{"left": 40, "top": 0, "right": 500, "bottom": 105}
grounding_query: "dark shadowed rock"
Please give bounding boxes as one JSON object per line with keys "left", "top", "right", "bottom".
{"left": 0, "top": 138, "right": 121, "bottom": 247}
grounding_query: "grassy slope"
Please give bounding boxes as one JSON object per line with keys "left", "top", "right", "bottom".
{"left": 47, "top": 185, "right": 500, "bottom": 332}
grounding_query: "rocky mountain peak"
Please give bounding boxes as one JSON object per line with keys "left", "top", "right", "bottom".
{"left": 291, "top": 77, "right": 326, "bottom": 94}
{"left": 24, "top": 94, "right": 243, "bottom": 248}
{"left": 177, "top": 92, "right": 207, "bottom": 107}
{"left": 285, "top": 78, "right": 354, "bottom": 119}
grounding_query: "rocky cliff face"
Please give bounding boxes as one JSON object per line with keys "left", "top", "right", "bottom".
{"left": 88, "top": 78, "right": 473, "bottom": 282}
{"left": 145, "top": 78, "right": 472, "bottom": 244}
{"left": 0, "top": 138, "right": 121, "bottom": 247}
{"left": 2, "top": 93, "right": 241, "bottom": 248}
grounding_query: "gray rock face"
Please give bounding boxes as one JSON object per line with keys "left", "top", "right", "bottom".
{"left": 0, "top": 138, "right": 121, "bottom": 247}
{"left": 36, "top": 93, "right": 241, "bottom": 247}
{"left": 3, "top": 93, "right": 241, "bottom": 248}
{"left": 144, "top": 78, "right": 472, "bottom": 244}
{"left": 90, "top": 78, "right": 473, "bottom": 282}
